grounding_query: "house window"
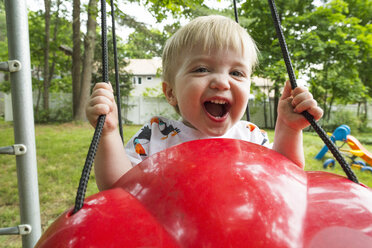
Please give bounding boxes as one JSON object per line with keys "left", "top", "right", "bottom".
{"left": 133, "top": 77, "right": 142, "bottom": 85}
{"left": 147, "top": 76, "right": 152, "bottom": 80}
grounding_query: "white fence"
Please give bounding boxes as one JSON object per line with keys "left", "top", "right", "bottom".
{"left": 1, "top": 92, "right": 372, "bottom": 129}
{"left": 123, "top": 96, "right": 179, "bottom": 124}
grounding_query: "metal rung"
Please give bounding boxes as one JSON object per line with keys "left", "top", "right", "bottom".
{"left": 0, "top": 60, "right": 21, "bottom": 72}
{"left": 0, "top": 225, "right": 32, "bottom": 235}
{"left": 0, "top": 144, "right": 27, "bottom": 155}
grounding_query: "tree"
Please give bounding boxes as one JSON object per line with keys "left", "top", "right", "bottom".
{"left": 123, "top": 28, "right": 167, "bottom": 58}
{"left": 287, "top": 0, "right": 368, "bottom": 120}
{"left": 240, "top": 0, "right": 316, "bottom": 122}
{"left": 74, "top": 0, "right": 99, "bottom": 120}
{"left": 43, "top": 0, "right": 51, "bottom": 112}
{"left": 239, "top": 0, "right": 369, "bottom": 123}
{"left": 72, "top": 0, "right": 81, "bottom": 119}
{"left": 342, "top": 0, "right": 372, "bottom": 122}
{"left": 0, "top": 1, "right": 7, "bottom": 59}
{"left": 28, "top": 6, "right": 72, "bottom": 121}
{"left": 0, "top": 1, "right": 9, "bottom": 93}
{"left": 72, "top": 0, "right": 99, "bottom": 121}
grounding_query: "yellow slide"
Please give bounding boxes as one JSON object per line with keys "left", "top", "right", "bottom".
{"left": 346, "top": 135, "right": 372, "bottom": 166}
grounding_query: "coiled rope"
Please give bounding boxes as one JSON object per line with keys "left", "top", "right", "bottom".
{"left": 268, "top": 0, "right": 358, "bottom": 183}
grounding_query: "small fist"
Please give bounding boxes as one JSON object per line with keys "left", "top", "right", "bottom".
{"left": 86, "top": 82, "right": 118, "bottom": 133}
{"left": 278, "top": 80, "right": 323, "bottom": 131}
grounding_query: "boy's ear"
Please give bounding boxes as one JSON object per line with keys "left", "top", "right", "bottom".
{"left": 162, "top": 82, "right": 177, "bottom": 106}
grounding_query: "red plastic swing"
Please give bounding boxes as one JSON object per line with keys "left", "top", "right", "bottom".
{"left": 36, "top": 139, "right": 372, "bottom": 247}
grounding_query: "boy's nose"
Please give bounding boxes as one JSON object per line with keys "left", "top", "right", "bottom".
{"left": 209, "top": 74, "right": 230, "bottom": 90}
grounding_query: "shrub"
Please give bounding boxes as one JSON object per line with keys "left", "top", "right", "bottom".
{"left": 321, "top": 109, "right": 361, "bottom": 133}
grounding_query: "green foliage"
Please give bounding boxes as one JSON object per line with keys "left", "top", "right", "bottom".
{"left": 320, "top": 109, "right": 360, "bottom": 131}
{"left": 114, "top": 8, "right": 181, "bottom": 60}
{"left": 290, "top": 0, "right": 369, "bottom": 110}
{"left": 0, "top": 3, "right": 7, "bottom": 62}
{"left": 34, "top": 92, "right": 73, "bottom": 123}
{"left": 317, "top": 103, "right": 372, "bottom": 133}
{"left": 238, "top": 0, "right": 371, "bottom": 123}
{"left": 28, "top": 9, "right": 73, "bottom": 93}
{"left": 125, "top": 0, "right": 207, "bottom": 22}
{"left": 34, "top": 104, "right": 73, "bottom": 123}
{"left": 142, "top": 83, "right": 165, "bottom": 98}
{"left": 0, "top": 80, "right": 10, "bottom": 93}
{"left": 123, "top": 28, "right": 168, "bottom": 58}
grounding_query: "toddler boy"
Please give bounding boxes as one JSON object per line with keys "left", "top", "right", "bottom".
{"left": 86, "top": 15, "right": 323, "bottom": 191}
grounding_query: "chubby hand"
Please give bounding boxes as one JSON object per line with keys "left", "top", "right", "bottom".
{"left": 277, "top": 80, "right": 323, "bottom": 131}
{"left": 86, "top": 82, "right": 118, "bottom": 134}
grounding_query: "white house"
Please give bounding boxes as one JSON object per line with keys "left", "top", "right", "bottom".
{"left": 124, "top": 58, "right": 163, "bottom": 96}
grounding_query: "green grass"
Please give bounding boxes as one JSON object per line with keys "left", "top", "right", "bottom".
{"left": 0, "top": 121, "right": 141, "bottom": 247}
{"left": 1, "top": 121, "right": 371, "bottom": 247}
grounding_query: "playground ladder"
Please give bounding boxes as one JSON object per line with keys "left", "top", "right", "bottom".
{"left": 0, "top": 1, "right": 42, "bottom": 247}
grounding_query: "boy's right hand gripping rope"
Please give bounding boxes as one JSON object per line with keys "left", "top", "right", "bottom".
{"left": 268, "top": 0, "right": 359, "bottom": 184}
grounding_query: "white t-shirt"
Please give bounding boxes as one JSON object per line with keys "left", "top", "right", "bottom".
{"left": 125, "top": 116, "right": 271, "bottom": 166}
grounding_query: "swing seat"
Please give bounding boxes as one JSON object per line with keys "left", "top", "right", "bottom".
{"left": 36, "top": 139, "right": 372, "bottom": 247}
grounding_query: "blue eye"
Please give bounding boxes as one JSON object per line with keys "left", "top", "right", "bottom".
{"left": 193, "top": 67, "right": 209, "bottom": 73}
{"left": 231, "top": 71, "right": 244, "bottom": 77}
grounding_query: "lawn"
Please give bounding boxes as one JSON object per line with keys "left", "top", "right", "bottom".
{"left": 1, "top": 121, "right": 372, "bottom": 247}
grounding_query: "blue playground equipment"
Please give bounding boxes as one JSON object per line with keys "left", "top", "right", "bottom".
{"left": 315, "top": 125, "right": 351, "bottom": 160}
{"left": 316, "top": 125, "right": 372, "bottom": 174}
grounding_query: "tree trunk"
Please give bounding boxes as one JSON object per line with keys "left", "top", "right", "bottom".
{"left": 364, "top": 98, "right": 368, "bottom": 121}
{"left": 268, "top": 86, "right": 273, "bottom": 128}
{"left": 48, "top": 0, "right": 62, "bottom": 84}
{"left": 43, "top": 0, "right": 51, "bottom": 114}
{"left": 323, "top": 90, "right": 328, "bottom": 120}
{"left": 263, "top": 87, "right": 267, "bottom": 128}
{"left": 74, "top": 0, "right": 98, "bottom": 121}
{"left": 35, "top": 66, "right": 42, "bottom": 120}
{"left": 72, "top": 0, "right": 81, "bottom": 119}
{"left": 327, "top": 95, "right": 335, "bottom": 122}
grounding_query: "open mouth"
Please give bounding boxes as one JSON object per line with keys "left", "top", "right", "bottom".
{"left": 204, "top": 99, "right": 231, "bottom": 119}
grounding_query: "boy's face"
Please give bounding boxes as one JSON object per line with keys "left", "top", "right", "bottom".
{"left": 163, "top": 46, "right": 251, "bottom": 136}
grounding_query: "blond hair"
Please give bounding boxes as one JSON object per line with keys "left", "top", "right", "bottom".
{"left": 162, "top": 15, "right": 259, "bottom": 85}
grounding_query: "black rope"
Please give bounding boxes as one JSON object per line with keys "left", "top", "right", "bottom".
{"left": 110, "top": 0, "right": 124, "bottom": 143}
{"left": 232, "top": 0, "right": 251, "bottom": 121}
{"left": 73, "top": 0, "right": 110, "bottom": 214}
{"left": 267, "top": 0, "right": 359, "bottom": 183}
{"left": 233, "top": 0, "right": 239, "bottom": 23}
{"left": 101, "top": 0, "right": 109, "bottom": 83}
